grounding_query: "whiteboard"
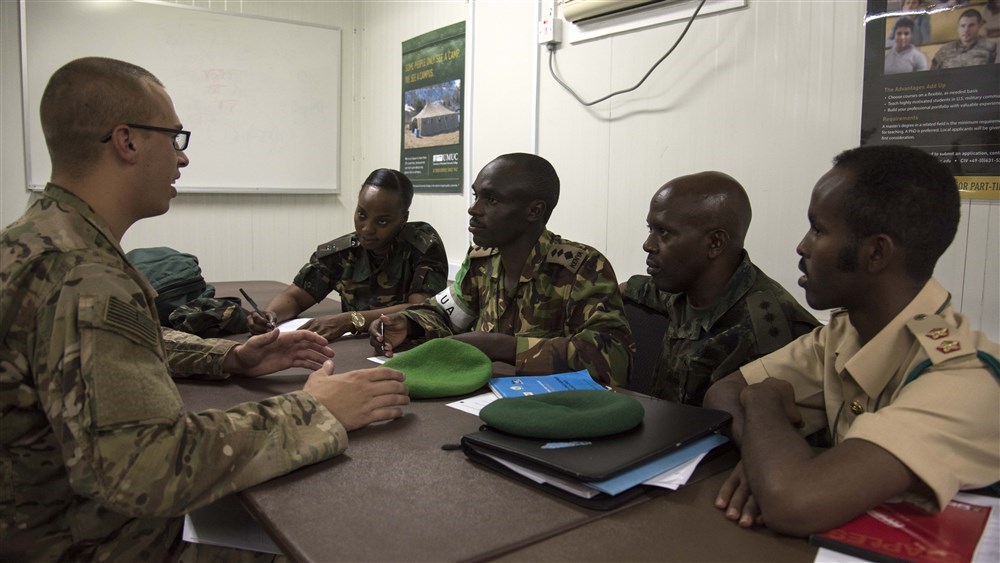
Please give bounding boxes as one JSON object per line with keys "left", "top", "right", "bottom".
{"left": 20, "top": 0, "right": 341, "bottom": 194}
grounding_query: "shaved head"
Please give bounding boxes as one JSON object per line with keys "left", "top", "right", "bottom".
{"left": 653, "top": 171, "right": 752, "bottom": 250}
{"left": 481, "top": 153, "right": 560, "bottom": 221}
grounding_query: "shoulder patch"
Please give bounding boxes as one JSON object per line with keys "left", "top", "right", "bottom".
{"left": 316, "top": 233, "right": 359, "bottom": 259}
{"left": 747, "top": 290, "right": 794, "bottom": 355}
{"left": 468, "top": 245, "right": 498, "bottom": 260}
{"left": 400, "top": 223, "right": 436, "bottom": 254}
{"left": 546, "top": 244, "right": 586, "bottom": 273}
{"left": 905, "top": 313, "right": 976, "bottom": 365}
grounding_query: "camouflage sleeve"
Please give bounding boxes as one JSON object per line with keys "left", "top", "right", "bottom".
{"left": 406, "top": 231, "right": 449, "bottom": 297}
{"left": 292, "top": 250, "right": 348, "bottom": 304}
{"left": 399, "top": 251, "right": 480, "bottom": 338}
{"left": 161, "top": 328, "right": 237, "bottom": 380}
{"left": 621, "top": 274, "right": 671, "bottom": 312}
{"left": 38, "top": 263, "right": 347, "bottom": 517}
{"left": 517, "top": 253, "right": 635, "bottom": 387}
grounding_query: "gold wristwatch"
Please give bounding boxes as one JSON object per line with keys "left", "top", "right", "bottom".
{"left": 349, "top": 311, "right": 366, "bottom": 333}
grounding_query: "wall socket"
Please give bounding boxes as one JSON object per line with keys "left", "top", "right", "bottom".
{"left": 538, "top": 2, "right": 562, "bottom": 46}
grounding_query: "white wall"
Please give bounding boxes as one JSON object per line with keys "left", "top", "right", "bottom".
{"left": 2, "top": 0, "right": 996, "bottom": 340}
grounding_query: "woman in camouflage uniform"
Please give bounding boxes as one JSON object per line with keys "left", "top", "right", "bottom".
{"left": 249, "top": 169, "right": 448, "bottom": 340}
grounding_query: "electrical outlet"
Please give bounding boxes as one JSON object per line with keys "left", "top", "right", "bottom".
{"left": 538, "top": 3, "right": 562, "bottom": 46}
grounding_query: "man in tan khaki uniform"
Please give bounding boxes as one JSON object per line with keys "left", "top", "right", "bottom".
{"left": 0, "top": 57, "right": 409, "bottom": 561}
{"left": 705, "top": 145, "right": 999, "bottom": 537}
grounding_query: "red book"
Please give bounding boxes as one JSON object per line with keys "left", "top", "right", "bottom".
{"left": 809, "top": 499, "right": 992, "bottom": 563}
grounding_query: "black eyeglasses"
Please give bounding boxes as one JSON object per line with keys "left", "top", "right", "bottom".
{"left": 100, "top": 124, "right": 191, "bottom": 151}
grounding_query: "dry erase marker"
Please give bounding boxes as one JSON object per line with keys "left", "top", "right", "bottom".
{"left": 239, "top": 288, "right": 275, "bottom": 330}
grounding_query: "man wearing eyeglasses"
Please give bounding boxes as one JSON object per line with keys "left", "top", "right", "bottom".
{"left": 0, "top": 57, "right": 410, "bottom": 560}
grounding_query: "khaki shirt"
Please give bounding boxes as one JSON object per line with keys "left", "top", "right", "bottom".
{"left": 741, "top": 278, "right": 1000, "bottom": 511}
{"left": 0, "top": 185, "right": 347, "bottom": 561}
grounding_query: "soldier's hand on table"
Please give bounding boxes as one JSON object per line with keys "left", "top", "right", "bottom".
{"left": 304, "top": 361, "right": 409, "bottom": 431}
{"left": 447, "top": 332, "right": 515, "bottom": 364}
{"left": 715, "top": 461, "right": 764, "bottom": 528}
{"left": 369, "top": 314, "right": 409, "bottom": 356}
{"left": 224, "top": 328, "right": 334, "bottom": 377}
{"left": 301, "top": 314, "right": 355, "bottom": 342}
{"left": 247, "top": 310, "right": 278, "bottom": 334}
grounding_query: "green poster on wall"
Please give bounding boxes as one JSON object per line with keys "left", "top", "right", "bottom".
{"left": 400, "top": 21, "right": 465, "bottom": 194}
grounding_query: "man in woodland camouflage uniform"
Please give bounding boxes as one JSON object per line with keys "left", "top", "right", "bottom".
{"left": 373, "top": 153, "right": 634, "bottom": 386}
{"left": 621, "top": 172, "right": 819, "bottom": 405}
{"left": 0, "top": 57, "right": 409, "bottom": 561}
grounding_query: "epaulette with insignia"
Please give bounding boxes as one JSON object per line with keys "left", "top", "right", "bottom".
{"left": 905, "top": 313, "right": 976, "bottom": 366}
{"left": 546, "top": 243, "right": 586, "bottom": 273}
{"left": 468, "top": 245, "right": 498, "bottom": 260}
{"left": 747, "top": 290, "right": 793, "bottom": 355}
{"left": 316, "top": 233, "right": 359, "bottom": 259}
{"left": 399, "top": 223, "right": 435, "bottom": 254}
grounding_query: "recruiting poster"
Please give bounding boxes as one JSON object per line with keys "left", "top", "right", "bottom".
{"left": 861, "top": 0, "right": 999, "bottom": 199}
{"left": 400, "top": 21, "right": 465, "bottom": 194}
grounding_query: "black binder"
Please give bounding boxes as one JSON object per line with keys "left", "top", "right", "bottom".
{"left": 461, "top": 395, "right": 732, "bottom": 510}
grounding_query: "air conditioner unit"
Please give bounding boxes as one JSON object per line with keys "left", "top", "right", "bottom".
{"left": 560, "top": 0, "right": 683, "bottom": 24}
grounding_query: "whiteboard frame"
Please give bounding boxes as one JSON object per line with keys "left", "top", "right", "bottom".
{"left": 19, "top": 0, "right": 342, "bottom": 194}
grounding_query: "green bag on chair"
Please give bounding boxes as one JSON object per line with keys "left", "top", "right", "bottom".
{"left": 126, "top": 247, "right": 248, "bottom": 336}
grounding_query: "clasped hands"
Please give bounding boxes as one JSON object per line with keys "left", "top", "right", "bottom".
{"left": 715, "top": 378, "right": 802, "bottom": 528}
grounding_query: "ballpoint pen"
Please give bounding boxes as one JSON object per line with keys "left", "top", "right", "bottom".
{"left": 239, "top": 288, "right": 275, "bottom": 330}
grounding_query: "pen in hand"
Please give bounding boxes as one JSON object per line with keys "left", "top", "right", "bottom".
{"left": 379, "top": 314, "right": 387, "bottom": 356}
{"left": 239, "top": 288, "right": 276, "bottom": 331}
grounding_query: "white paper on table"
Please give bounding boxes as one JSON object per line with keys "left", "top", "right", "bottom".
{"left": 368, "top": 350, "right": 406, "bottom": 364}
{"left": 642, "top": 452, "right": 708, "bottom": 490}
{"left": 813, "top": 548, "right": 869, "bottom": 562}
{"left": 277, "top": 318, "right": 310, "bottom": 331}
{"left": 446, "top": 392, "right": 498, "bottom": 415}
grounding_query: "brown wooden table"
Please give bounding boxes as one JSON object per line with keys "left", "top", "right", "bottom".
{"left": 174, "top": 282, "right": 817, "bottom": 562}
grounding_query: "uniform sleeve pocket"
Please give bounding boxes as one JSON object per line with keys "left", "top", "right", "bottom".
{"left": 77, "top": 295, "right": 181, "bottom": 428}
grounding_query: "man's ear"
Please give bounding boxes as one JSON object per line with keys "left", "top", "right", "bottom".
{"left": 526, "top": 199, "right": 546, "bottom": 223}
{"left": 706, "top": 229, "right": 730, "bottom": 259}
{"left": 107, "top": 126, "right": 140, "bottom": 164}
{"left": 863, "top": 234, "right": 896, "bottom": 274}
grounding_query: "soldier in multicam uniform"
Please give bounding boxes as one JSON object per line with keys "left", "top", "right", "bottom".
{"left": 0, "top": 57, "right": 409, "bottom": 561}
{"left": 931, "top": 9, "right": 999, "bottom": 69}
{"left": 372, "top": 153, "right": 634, "bottom": 387}
{"left": 248, "top": 168, "right": 448, "bottom": 342}
{"left": 621, "top": 172, "right": 819, "bottom": 406}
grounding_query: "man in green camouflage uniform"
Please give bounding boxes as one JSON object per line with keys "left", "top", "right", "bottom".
{"left": 622, "top": 172, "right": 818, "bottom": 405}
{"left": 374, "top": 154, "right": 634, "bottom": 386}
{"left": 931, "top": 9, "right": 999, "bottom": 69}
{"left": 0, "top": 57, "right": 409, "bottom": 561}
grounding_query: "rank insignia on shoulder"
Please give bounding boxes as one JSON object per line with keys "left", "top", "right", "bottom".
{"left": 936, "top": 340, "right": 961, "bottom": 354}
{"left": 547, "top": 245, "right": 585, "bottom": 272}
{"left": 906, "top": 313, "right": 974, "bottom": 365}
{"left": 317, "top": 233, "right": 359, "bottom": 257}
{"left": 400, "top": 224, "right": 435, "bottom": 253}
{"left": 925, "top": 327, "right": 949, "bottom": 340}
{"left": 468, "top": 245, "right": 497, "bottom": 259}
